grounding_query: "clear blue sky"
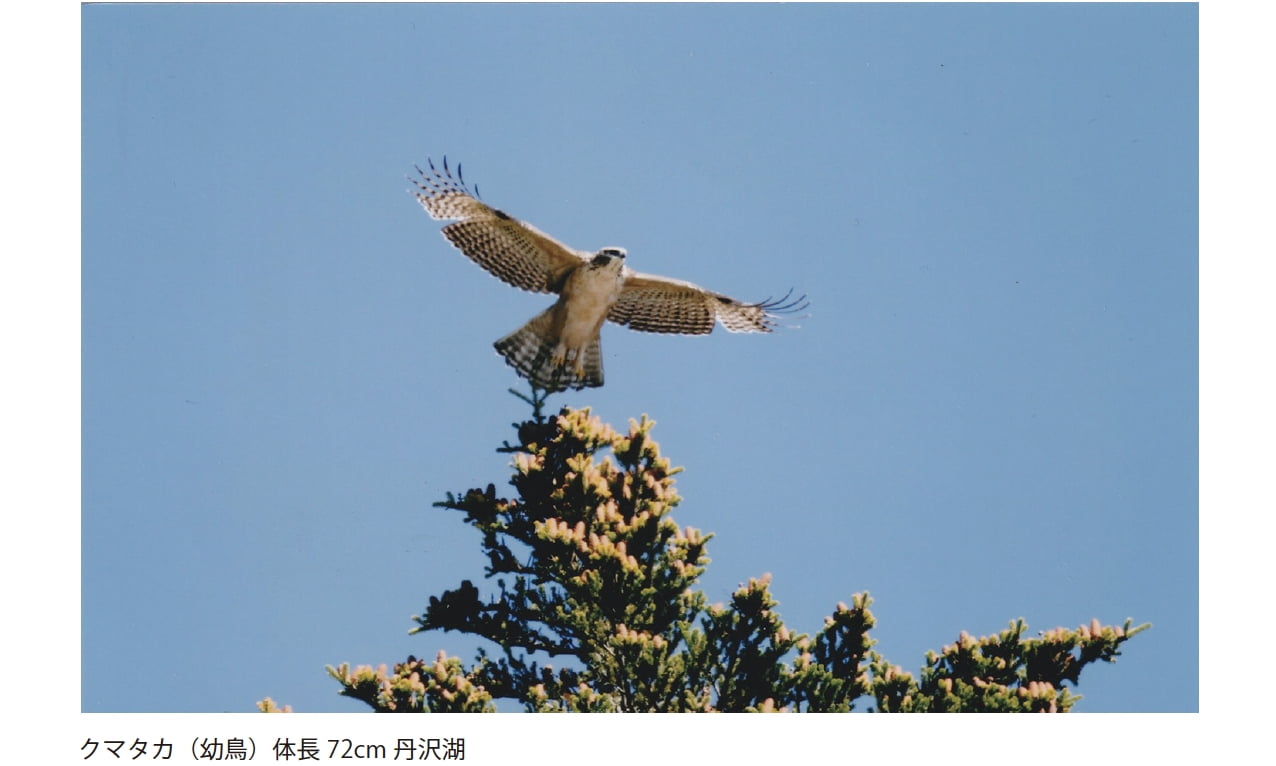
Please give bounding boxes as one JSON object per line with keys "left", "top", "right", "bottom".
{"left": 82, "top": 3, "right": 1197, "bottom": 713}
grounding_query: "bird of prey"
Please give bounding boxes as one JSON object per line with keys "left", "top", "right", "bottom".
{"left": 412, "top": 157, "right": 807, "bottom": 392}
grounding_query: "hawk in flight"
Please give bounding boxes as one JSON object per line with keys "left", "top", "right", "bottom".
{"left": 412, "top": 158, "right": 807, "bottom": 392}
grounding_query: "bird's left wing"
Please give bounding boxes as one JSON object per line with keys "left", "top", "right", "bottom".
{"left": 412, "top": 158, "right": 587, "bottom": 295}
{"left": 609, "top": 270, "right": 808, "bottom": 335}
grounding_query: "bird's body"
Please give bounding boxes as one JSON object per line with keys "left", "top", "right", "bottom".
{"left": 495, "top": 249, "right": 627, "bottom": 390}
{"left": 412, "top": 158, "right": 806, "bottom": 392}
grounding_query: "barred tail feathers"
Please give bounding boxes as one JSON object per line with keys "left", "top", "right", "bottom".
{"left": 494, "top": 308, "right": 604, "bottom": 392}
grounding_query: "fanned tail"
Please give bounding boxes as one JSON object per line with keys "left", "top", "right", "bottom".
{"left": 494, "top": 309, "right": 603, "bottom": 392}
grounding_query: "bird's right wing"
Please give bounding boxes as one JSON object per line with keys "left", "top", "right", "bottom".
{"left": 611, "top": 270, "right": 808, "bottom": 335}
{"left": 412, "top": 158, "right": 587, "bottom": 294}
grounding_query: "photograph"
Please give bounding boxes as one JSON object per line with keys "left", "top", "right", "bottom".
{"left": 80, "top": 1, "right": 1197, "bottom": 727}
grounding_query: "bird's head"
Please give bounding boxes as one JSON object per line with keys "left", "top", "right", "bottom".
{"left": 592, "top": 247, "right": 627, "bottom": 265}
{"left": 590, "top": 247, "right": 628, "bottom": 274}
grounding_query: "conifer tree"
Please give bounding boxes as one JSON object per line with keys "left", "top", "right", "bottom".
{"left": 263, "top": 393, "right": 1146, "bottom": 713}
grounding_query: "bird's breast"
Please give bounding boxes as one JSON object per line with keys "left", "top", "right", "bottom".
{"left": 556, "top": 265, "right": 626, "bottom": 346}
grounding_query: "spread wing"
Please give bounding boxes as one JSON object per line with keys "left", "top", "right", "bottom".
{"left": 609, "top": 270, "right": 808, "bottom": 335}
{"left": 412, "top": 157, "right": 588, "bottom": 294}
